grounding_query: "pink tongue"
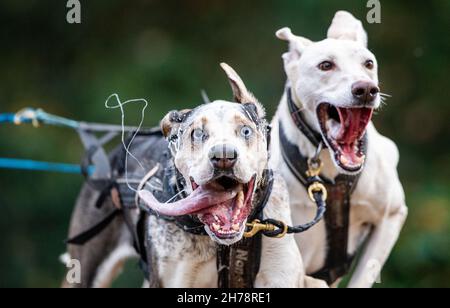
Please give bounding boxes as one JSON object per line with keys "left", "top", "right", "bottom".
{"left": 339, "top": 108, "right": 363, "bottom": 143}
{"left": 138, "top": 186, "right": 238, "bottom": 217}
{"left": 336, "top": 108, "right": 373, "bottom": 165}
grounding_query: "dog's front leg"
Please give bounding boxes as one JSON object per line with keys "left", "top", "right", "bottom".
{"left": 348, "top": 199, "right": 407, "bottom": 288}
{"left": 255, "top": 235, "right": 304, "bottom": 288}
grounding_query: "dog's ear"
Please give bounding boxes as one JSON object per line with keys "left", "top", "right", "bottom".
{"left": 220, "top": 63, "right": 266, "bottom": 118}
{"left": 161, "top": 109, "right": 192, "bottom": 138}
{"left": 327, "top": 11, "right": 368, "bottom": 47}
{"left": 276, "top": 27, "right": 312, "bottom": 62}
{"left": 220, "top": 62, "right": 255, "bottom": 103}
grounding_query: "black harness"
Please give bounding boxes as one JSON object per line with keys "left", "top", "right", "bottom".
{"left": 281, "top": 88, "right": 362, "bottom": 285}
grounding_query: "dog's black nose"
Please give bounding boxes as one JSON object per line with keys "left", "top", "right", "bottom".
{"left": 209, "top": 144, "right": 238, "bottom": 170}
{"left": 352, "top": 81, "right": 379, "bottom": 105}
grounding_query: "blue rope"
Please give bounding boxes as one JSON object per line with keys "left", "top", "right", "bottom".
{"left": 0, "top": 113, "right": 16, "bottom": 123}
{"left": 0, "top": 158, "right": 94, "bottom": 175}
{"left": 34, "top": 109, "right": 79, "bottom": 129}
{"left": 0, "top": 110, "right": 79, "bottom": 128}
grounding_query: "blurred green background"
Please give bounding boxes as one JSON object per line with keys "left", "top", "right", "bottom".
{"left": 0, "top": 0, "right": 449, "bottom": 288}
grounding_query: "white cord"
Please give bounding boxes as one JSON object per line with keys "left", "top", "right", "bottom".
{"left": 105, "top": 94, "right": 149, "bottom": 192}
{"left": 164, "top": 189, "right": 187, "bottom": 204}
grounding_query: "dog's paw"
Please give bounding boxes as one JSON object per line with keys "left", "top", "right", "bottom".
{"left": 304, "top": 276, "right": 329, "bottom": 288}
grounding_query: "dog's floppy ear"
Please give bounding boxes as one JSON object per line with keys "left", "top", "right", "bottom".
{"left": 327, "top": 11, "right": 368, "bottom": 47}
{"left": 276, "top": 27, "right": 312, "bottom": 62}
{"left": 220, "top": 62, "right": 265, "bottom": 119}
{"left": 161, "top": 109, "right": 192, "bottom": 138}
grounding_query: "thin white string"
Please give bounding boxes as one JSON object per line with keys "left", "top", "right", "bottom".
{"left": 165, "top": 189, "right": 187, "bottom": 204}
{"left": 105, "top": 94, "right": 148, "bottom": 192}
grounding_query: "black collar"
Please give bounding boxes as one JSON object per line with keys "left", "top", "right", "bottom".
{"left": 286, "top": 87, "right": 324, "bottom": 148}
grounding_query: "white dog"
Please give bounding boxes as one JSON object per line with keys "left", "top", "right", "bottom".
{"left": 270, "top": 11, "right": 408, "bottom": 287}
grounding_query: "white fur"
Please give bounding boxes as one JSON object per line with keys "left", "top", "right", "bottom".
{"left": 271, "top": 11, "right": 408, "bottom": 288}
{"left": 92, "top": 237, "right": 139, "bottom": 288}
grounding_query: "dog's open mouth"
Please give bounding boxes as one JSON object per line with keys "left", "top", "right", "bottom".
{"left": 317, "top": 103, "right": 373, "bottom": 172}
{"left": 194, "top": 176, "right": 256, "bottom": 241}
{"left": 138, "top": 175, "right": 256, "bottom": 243}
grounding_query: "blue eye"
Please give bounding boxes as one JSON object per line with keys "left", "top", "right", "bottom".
{"left": 240, "top": 126, "right": 253, "bottom": 139}
{"left": 192, "top": 128, "right": 206, "bottom": 142}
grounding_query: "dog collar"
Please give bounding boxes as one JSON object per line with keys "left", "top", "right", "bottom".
{"left": 286, "top": 87, "right": 324, "bottom": 148}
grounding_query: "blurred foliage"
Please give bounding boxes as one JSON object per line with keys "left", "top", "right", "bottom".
{"left": 0, "top": 0, "right": 448, "bottom": 288}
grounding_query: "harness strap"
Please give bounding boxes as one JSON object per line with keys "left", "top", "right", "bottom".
{"left": 217, "top": 235, "right": 262, "bottom": 288}
{"left": 66, "top": 130, "right": 163, "bottom": 247}
{"left": 311, "top": 175, "right": 356, "bottom": 285}
{"left": 65, "top": 208, "right": 122, "bottom": 245}
{"left": 217, "top": 169, "right": 273, "bottom": 288}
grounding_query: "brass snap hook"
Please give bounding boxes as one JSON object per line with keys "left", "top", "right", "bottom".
{"left": 306, "top": 158, "right": 323, "bottom": 178}
{"left": 244, "top": 219, "right": 289, "bottom": 239}
{"left": 244, "top": 219, "right": 275, "bottom": 238}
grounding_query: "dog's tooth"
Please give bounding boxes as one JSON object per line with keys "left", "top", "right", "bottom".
{"left": 237, "top": 191, "right": 244, "bottom": 203}
{"left": 232, "top": 209, "right": 241, "bottom": 222}
{"left": 232, "top": 223, "right": 240, "bottom": 231}
{"left": 355, "top": 154, "right": 365, "bottom": 165}
{"left": 340, "top": 155, "right": 350, "bottom": 166}
{"left": 237, "top": 191, "right": 245, "bottom": 209}
{"left": 212, "top": 223, "right": 220, "bottom": 231}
